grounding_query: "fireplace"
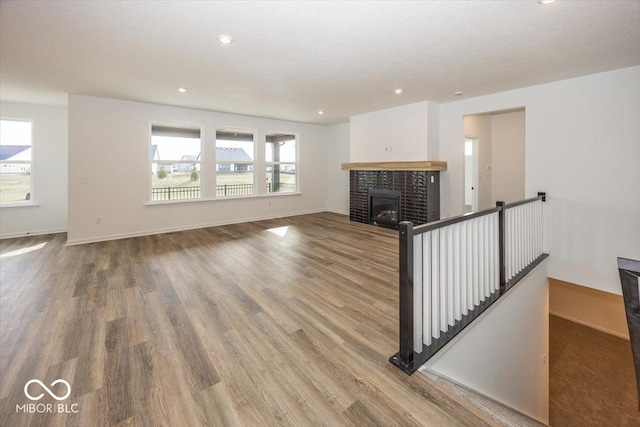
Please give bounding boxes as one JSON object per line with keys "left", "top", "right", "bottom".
{"left": 369, "top": 189, "right": 401, "bottom": 229}
{"left": 348, "top": 170, "right": 440, "bottom": 227}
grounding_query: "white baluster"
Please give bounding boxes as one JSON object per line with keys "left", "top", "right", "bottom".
{"left": 439, "top": 227, "right": 448, "bottom": 333}
{"left": 483, "top": 214, "right": 490, "bottom": 298}
{"left": 413, "top": 234, "right": 422, "bottom": 353}
{"left": 488, "top": 213, "right": 495, "bottom": 293}
{"left": 466, "top": 220, "right": 473, "bottom": 311}
{"left": 472, "top": 217, "right": 479, "bottom": 306}
{"left": 447, "top": 226, "right": 454, "bottom": 326}
{"left": 423, "top": 232, "right": 431, "bottom": 346}
{"left": 453, "top": 223, "right": 461, "bottom": 321}
{"left": 460, "top": 221, "right": 468, "bottom": 316}
{"left": 431, "top": 229, "right": 440, "bottom": 339}
{"left": 494, "top": 213, "right": 500, "bottom": 292}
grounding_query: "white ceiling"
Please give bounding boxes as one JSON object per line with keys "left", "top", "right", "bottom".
{"left": 1, "top": 1, "right": 639, "bottom": 125}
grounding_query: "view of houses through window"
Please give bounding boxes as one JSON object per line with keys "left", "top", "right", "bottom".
{"left": 150, "top": 124, "right": 202, "bottom": 201}
{"left": 215, "top": 129, "right": 255, "bottom": 197}
{"left": 150, "top": 125, "right": 297, "bottom": 202}
{"left": 0, "top": 119, "right": 33, "bottom": 204}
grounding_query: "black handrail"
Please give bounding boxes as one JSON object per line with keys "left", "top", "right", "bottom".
{"left": 412, "top": 206, "right": 502, "bottom": 235}
{"left": 504, "top": 192, "right": 546, "bottom": 209}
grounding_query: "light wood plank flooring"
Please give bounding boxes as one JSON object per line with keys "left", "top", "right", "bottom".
{"left": 0, "top": 212, "right": 491, "bottom": 426}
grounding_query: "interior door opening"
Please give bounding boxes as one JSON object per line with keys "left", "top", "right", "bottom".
{"left": 464, "top": 137, "right": 478, "bottom": 213}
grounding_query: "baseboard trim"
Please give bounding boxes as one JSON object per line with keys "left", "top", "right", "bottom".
{"left": 65, "top": 209, "right": 326, "bottom": 246}
{"left": 0, "top": 227, "right": 67, "bottom": 240}
{"left": 550, "top": 310, "right": 629, "bottom": 340}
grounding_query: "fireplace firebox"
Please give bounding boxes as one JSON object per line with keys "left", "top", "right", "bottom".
{"left": 368, "top": 189, "right": 401, "bottom": 229}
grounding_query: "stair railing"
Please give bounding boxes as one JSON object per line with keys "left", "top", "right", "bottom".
{"left": 390, "top": 192, "right": 548, "bottom": 374}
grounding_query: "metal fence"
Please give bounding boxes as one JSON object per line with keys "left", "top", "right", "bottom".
{"left": 151, "top": 186, "right": 201, "bottom": 201}
{"left": 151, "top": 183, "right": 297, "bottom": 201}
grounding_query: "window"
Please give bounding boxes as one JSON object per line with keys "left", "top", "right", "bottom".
{"left": 266, "top": 133, "right": 297, "bottom": 193}
{"left": 215, "top": 129, "right": 255, "bottom": 197}
{"left": 0, "top": 119, "right": 33, "bottom": 204}
{"left": 150, "top": 124, "right": 201, "bottom": 201}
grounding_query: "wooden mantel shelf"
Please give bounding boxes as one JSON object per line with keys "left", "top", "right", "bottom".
{"left": 341, "top": 161, "right": 447, "bottom": 171}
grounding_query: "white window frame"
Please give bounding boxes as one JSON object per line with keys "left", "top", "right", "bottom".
{"left": 265, "top": 132, "right": 298, "bottom": 194}
{"left": 149, "top": 122, "right": 203, "bottom": 203}
{"left": 0, "top": 118, "right": 34, "bottom": 207}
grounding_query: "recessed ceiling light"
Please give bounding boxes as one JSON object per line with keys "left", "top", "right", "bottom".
{"left": 395, "top": 88, "right": 403, "bottom": 94}
{"left": 217, "top": 34, "right": 234, "bottom": 45}
{"left": 178, "top": 87, "right": 187, "bottom": 93}
{"left": 537, "top": 0, "right": 556, "bottom": 4}
{"left": 318, "top": 110, "right": 324, "bottom": 115}
{"left": 454, "top": 91, "right": 463, "bottom": 96}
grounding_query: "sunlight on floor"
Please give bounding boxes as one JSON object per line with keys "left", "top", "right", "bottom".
{"left": 266, "top": 226, "right": 289, "bottom": 237}
{"left": 0, "top": 242, "right": 47, "bottom": 258}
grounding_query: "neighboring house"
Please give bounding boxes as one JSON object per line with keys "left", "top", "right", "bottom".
{"left": 150, "top": 144, "right": 160, "bottom": 173}
{"left": 176, "top": 154, "right": 199, "bottom": 173}
{"left": 150, "top": 145, "right": 175, "bottom": 175}
{"left": 0, "top": 145, "right": 31, "bottom": 173}
{"left": 215, "top": 147, "right": 251, "bottom": 172}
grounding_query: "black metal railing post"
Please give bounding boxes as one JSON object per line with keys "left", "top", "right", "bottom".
{"left": 496, "top": 201, "right": 506, "bottom": 291}
{"left": 398, "top": 221, "right": 414, "bottom": 368}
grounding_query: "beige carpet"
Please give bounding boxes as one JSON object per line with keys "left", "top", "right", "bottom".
{"left": 550, "top": 315, "right": 640, "bottom": 426}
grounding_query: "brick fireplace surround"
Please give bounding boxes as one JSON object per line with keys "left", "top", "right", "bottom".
{"left": 348, "top": 169, "right": 441, "bottom": 226}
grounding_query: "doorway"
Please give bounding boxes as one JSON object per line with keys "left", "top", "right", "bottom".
{"left": 464, "top": 137, "right": 478, "bottom": 213}
{"left": 462, "top": 107, "right": 525, "bottom": 212}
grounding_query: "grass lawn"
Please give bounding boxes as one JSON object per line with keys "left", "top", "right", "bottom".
{"left": 0, "top": 173, "right": 31, "bottom": 203}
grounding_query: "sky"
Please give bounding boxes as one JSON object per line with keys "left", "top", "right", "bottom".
{"left": 0, "top": 119, "right": 32, "bottom": 146}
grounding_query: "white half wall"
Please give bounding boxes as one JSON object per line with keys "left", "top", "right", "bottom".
{"left": 439, "top": 66, "right": 640, "bottom": 295}
{"left": 349, "top": 101, "right": 434, "bottom": 162}
{"left": 0, "top": 102, "right": 68, "bottom": 238}
{"left": 423, "top": 259, "right": 550, "bottom": 424}
{"left": 67, "top": 95, "right": 331, "bottom": 244}
{"left": 326, "top": 122, "right": 350, "bottom": 215}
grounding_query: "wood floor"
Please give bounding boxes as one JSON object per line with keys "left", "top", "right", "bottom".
{"left": 0, "top": 212, "right": 491, "bottom": 426}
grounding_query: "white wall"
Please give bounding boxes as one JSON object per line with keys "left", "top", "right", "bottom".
{"left": 0, "top": 102, "right": 67, "bottom": 238}
{"left": 423, "top": 260, "right": 549, "bottom": 424}
{"left": 349, "top": 101, "right": 433, "bottom": 162}
{"left": 426, "top": 101, "right": 440, "bottom": 160}
{"left": 325, "top": 122, "right": 350, "bottom": 214}
{"left": 67, "top": 95, "right": 332, "bottom": 244}
{"left": 491, "top": 111, "right": 525, "bottom": 204}
{"left": 463, "top": 115, "right": 492, "bottom": 210}
{"left": 439, "top": 66, "right": 640, "bottom": 295}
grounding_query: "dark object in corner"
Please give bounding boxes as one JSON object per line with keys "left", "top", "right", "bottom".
{"left": 618, "top": 257, "right": 640, "bottom": 411}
